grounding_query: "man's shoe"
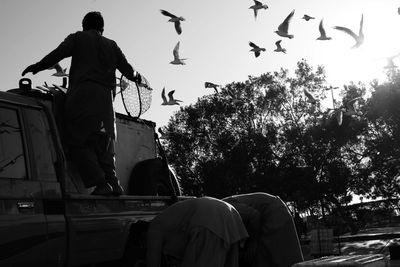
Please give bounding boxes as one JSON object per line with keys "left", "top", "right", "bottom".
{"left": 91, "top": 183, "right": 113, "bottom": 196}
{"left": 108, "top": 178, "right": 124, "bottom": 196}
{"left": 111, "top": 181, "right": 124, "bottom": 196}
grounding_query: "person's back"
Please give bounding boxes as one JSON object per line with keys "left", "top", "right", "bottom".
{"left": 67, "top": 29, "right": 129, "bottom": 91}
{"left": 150, "top": 197, "right": 248, "bottom": 244}
{"left": 147, "top": 197, "right": 249, "bottom": 267}
{"left": 224, "top": 192, "right": 304, "bottom": 267}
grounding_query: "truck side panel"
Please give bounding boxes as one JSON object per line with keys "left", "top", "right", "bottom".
{"left": 65, "top": 195, "right": 167, "bottom": 265}
{"left": 23, "top": 107, "right": 67, "bottom": 266}
{"left": 115, "top": 115, "right": 157, "bottom": 193}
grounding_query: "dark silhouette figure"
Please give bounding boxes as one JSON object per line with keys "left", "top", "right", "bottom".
{"left": 128, "top": 157, "right": 182, "bottom": 197}
{"left": 294, "top": 212, "right": 307, "bottom": 239}
{"left": 224, "top": 192, "right": 304, "bottom": 267}
{"left": 22, "top": 11, "right": 142, "bottom": 195}
{"left": 146, "top": 197, "right": 248, "bottom": 267}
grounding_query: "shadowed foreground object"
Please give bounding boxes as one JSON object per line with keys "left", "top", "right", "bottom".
{"left": 146, "top": 197, "right": 248, "bottom": 267}
{"left": 128, "top": 157, "right": 181, "bottom": 196}
{"left": 223, "top": 192, "right": 304, "bottom": 267}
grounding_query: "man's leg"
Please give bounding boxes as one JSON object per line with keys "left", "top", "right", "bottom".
{"left": 97, "top": 134, "right": 124, "bottom": 195}
{"left": 68, "top": 133, "right": 113, "bottom": 195}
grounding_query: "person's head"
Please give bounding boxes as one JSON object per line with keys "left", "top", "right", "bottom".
{"left": 82, "top": 11, "right": 104, "bottom": 33}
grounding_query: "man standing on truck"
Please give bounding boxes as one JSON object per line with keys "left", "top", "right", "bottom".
{"left": 146, "top": 196, "right": 249, "bottom": 267}
{"left": 22, "top": 11, "right": 142, "bottom": 195}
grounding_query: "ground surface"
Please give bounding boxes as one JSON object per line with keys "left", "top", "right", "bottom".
{"left": 300, "top": 226, "right": 400, "bottom": 266}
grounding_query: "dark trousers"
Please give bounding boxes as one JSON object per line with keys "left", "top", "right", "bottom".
{"left": 68, "top": 132, "right": 116, "bottom": 188}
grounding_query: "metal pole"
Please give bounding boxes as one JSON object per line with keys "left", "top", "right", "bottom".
{"left": 325, "top": 86, "right": 338, "bottom": 110}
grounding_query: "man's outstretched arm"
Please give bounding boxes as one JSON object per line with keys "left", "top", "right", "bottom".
{"left": 22, "top": 34, "right": 74, "bottom": 76}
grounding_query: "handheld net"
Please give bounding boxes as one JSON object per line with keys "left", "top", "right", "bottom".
{"left": 118, "top": 74, "right": 152, "bottom": 118}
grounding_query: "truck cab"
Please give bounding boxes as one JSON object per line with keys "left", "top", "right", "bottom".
{"left": 0, "top": 79, "right": 183, "bottom": 266}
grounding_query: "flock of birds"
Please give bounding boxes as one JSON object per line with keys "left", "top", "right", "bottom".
{"left": 157, "top": 1, "right": 370, "bottom": 125}
{"left": 39, "top": 2, "right": 400, "bottom": 125}
{"left": 158, "top": 1, "right": 369, "bottom": 109}
{"left": 246, "top": 4, "right": 365, "bottom": 56}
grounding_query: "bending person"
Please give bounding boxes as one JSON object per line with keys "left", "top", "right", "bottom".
{"left": 146, "top": 196, "right": 249, "bottom": 267}
{"left": 223, "top": 192, "right": 304, "bottom": 267}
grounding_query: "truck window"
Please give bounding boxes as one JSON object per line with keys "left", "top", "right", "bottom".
{"left": 0, "top": 107, "right": 26, "bottom": 179}
{"left": 24, "top": 108, "right": 57, "bottom": 181}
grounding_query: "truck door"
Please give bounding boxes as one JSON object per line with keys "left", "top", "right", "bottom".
{"left": 0, "top": 103, "right": 49, "bottom": 266}
{"left": 23, "top": 106, "right": 66, "bottom": 266}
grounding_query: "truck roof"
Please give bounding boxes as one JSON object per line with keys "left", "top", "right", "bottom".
{"left": 2, "top": 85, "right": 157, "bottom": 127}
{"left": 0, "top": 90, "right": 43, "bottom": 108}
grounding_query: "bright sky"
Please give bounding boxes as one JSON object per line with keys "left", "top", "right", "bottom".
{"left": 1, "top": 0, "right": 399, "bottom": 127}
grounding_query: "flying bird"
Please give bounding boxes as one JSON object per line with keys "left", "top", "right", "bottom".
{"left": 205, "top": 82, "right": 220, "bottom": 93}
{"left": 52, "top": 84, "right": 67, "bottom": 94}
{"left": 274, "top": 40, "right": 286, "bottom": 53}
{"left": 317, "top": 19, "right": 332, "bottom": 40}
{"left": 249, "top": 0, "right": 268, "bottom": 19}
{"left": 160, "top": 9, "right": 185, "bottom": 35}
{"left": 302, "top": 14, "right": 315, "bottom": 21}
{"left": 36, "top": 85, "right": 57, "bottom": 94}
{"left": 161, "top": 87, "right": 183, "bottom": 105}
{"left": 36, "top": 85, "right": 49, "bottom": 92}
{"left": 384, "top": 57, "right": 398, "bottom": 69}
{"left": 333, "top": 14, "right": 364, "bottom": 48}
{"left": 249, "top": 41, "right": 266, "bottom": 57}
{"left": 383, "top": 53, "right": 400, "bottom": 69}
{"left": 275, "top": 9, "right": 295, "bottom": 39}
{"left": 48, "top": 63, "right": 68, "bottom": 77}
{"left": 303, "top": 88, "right": 317, "bottom": 104}
{"left": 170, "top": 41, "right": 186, "bottom": 65}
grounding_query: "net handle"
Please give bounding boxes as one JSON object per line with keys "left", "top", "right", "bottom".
{"left": 135, "top": 80, "right": 143, "bottom": 118}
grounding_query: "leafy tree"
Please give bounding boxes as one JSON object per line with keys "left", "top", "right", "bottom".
{"left": 161, "top": 60, "right": 372, "bottom": 219}
{"left": 357, "top": 69, "right": 400, "bottom": 201}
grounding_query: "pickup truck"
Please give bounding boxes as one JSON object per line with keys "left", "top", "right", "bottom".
{"left": 0, "top": 78, "right": 185, "bottom": 266}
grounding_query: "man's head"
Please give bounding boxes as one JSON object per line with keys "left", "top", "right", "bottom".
{"left": 82, "top": 11, "right": 104, "bottom": 33}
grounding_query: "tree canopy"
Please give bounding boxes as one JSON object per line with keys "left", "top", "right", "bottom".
{"left": 160, "top": 59, "right": 400, "bottom": 217}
